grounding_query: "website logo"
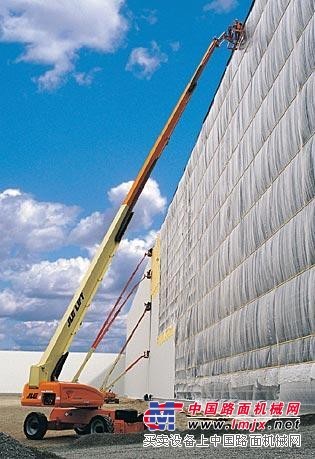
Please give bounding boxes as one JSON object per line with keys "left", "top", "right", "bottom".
{"left": 143, "top": 401, "right": 184, "bottom": 431}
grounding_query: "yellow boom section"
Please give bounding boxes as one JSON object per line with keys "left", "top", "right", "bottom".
{"left": 124, "top": 37, "right": 220, "bottom": 209}
{"left": 29, "top": 204, "right": 131, "bottom": 387}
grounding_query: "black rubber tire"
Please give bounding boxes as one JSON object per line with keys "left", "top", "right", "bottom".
{"left": 88, "top": 415, "right": 114, "bottom": 434}
{"left": 74, "top": 425, "right": 90, "bottom": 436}
{"left": 23, "top": 412, "right": 48, "bottom": 440}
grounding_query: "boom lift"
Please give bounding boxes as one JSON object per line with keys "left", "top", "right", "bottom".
{"left": 21, "top": 21, "right": 244, "bottom": 440}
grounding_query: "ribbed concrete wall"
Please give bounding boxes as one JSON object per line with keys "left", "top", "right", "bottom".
{"left": 126, "top": 0, "right": 314, "bottom": 409}
{"left": 158, "top": 0, "right": 315, "bottom": 405}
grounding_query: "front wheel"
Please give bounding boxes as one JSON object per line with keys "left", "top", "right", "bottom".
{"left": 23, "top": 412, "right": 48, "bottom": 440}
{"left": 89, "top": 415, "right": 114, "bottom": 434}
{"left": 74, "top": 425, "right": 90, "bottom": 436}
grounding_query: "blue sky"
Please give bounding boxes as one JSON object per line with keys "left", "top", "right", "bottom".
{"left": 0, "top": 0, "right": 252, "bottom": 353}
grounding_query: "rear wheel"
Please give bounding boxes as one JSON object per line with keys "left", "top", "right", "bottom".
{"left": 23, "top": 412, "right": 48, "bottom": 440}
{"left": 89, "top": 415, "right": 114, "bottom": 434}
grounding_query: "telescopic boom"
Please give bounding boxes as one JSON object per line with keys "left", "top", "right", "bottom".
{"left": 27, "top": 23, "right": 244, "bottom": 388}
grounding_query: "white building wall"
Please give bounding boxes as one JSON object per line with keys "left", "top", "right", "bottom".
{"left": 124, "top": 262, "right": 151, "bottom": 398}
{"left": 0, "top": 351, "right": 125, "bottom": 394}
{"left": 125, "top": 258, "right": 175, "bottom": 399}
{"left": 147, "top": 292, "right": 175, "bottom": 399}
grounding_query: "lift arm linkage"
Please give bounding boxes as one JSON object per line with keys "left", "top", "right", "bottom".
{"left": 27, "top": 22, "right": 244, "bottom": 388}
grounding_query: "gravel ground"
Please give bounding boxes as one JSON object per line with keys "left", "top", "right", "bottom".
{"left": 52, "top": 425, "right": 314, "bottom": 459}
{"left": 0, "top": 433, "right": 58, "bottom": 459}
{"left": 0, "top": 395, "right": 314, "bottom": 459}
{"left": 51, "top": 418, "right": 315, "bottom": 459}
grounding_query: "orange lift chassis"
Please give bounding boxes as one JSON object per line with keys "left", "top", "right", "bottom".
{"left": 21, "top": 21, "right": 245, "bottom": 439}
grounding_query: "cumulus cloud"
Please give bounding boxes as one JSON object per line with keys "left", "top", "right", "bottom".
{"left": 0, "top": 319, "right": 59, "bottom": 351}
{"left": 0, "top": 289, "right": 40, "bottom": 318}
{"left": 126, "top": 41, "right": 168, "bottom": 79}
{"left": 0, "top": 0, "right": 128, "bottom": 90}
{"left": 0, "top": 229, "right": 154, "bottom": 349}
{"left": 203, "top": 0, "right": 238, "bottom": 14}
{"left": 0, "top": 179, "right": 166, "bottom": 352}
{"left": 69, "top": 178, "right": 166, "bottom": 250}
{"left": 0, "top": 178, "right": 165, "bottom": 260}
{"left": 108, "top": 178, "right": 166, "bottom": 229}
{"left": 69, "top": 211, "right": 108, "bottom": 249}
{"left": 8, "top": 257, "right": 90, "bottom": 298}
{"left": 0, "top": 188, "right": 79, "bottom": 258}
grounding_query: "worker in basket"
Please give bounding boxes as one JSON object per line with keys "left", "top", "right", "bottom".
{"left": 227, "top": 20, "right": 244, "bottom": 47}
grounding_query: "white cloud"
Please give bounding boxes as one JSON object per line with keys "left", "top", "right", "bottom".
{"left": 170, "top": 41, "right": 180, "bottom": 52}
{"left": 9, "top": 256, "right": 90, "bottom": 298}
{"left": 0, "top": 228, "right": 155, "bottom": 350}
{"left": 0, "top": 179, "right": 165, "bottom": 352}
{"left": 0, "top": 179, "right": 165, "bottom": 261}
{"left": 133, "top": 8, "right": 158, "bottom": 32}
{"left": 69, "top": 211, "right": 108, "bottom": 249}
{"left": 74, "top": 67, "right": 102, "bottom": 86}
{"left": 0, "top": 188, "right": 79, "bottom": 257}
{"left": 108, "top": 178, "right": 166, "bottom": 229}
{"left": 0, "top": 289, "right": 40, "bottom": 317}
{"left": 0, "top": 188, "right": 21, "bottom": 200}
{"left": 140, "top": 9, "right": 158, "bottom": 25}
{"left": 0, "top": 0, "right": 128, "bottom": 90}
{"left": 126, "top": 41, "right": 168, "bottom": 79}
{"left": 70, "top": 178, "right": 166, "bottom": 249}
{"left": 1, "top": 319, "right": 59, "bottom": 351}
{"left": 203, "top": 0, "right": 238, "bottom": 14}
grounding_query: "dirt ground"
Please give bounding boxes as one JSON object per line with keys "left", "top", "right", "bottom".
{"left": 0, "top": 394, "right": 151, "bottom": 450}
{"left": 1, "top": 394, "right": 314, "bottom": 459}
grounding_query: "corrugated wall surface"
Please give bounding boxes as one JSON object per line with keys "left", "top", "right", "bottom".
{"left": 159, "top": 0, "right": 315, "bottom": 404}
